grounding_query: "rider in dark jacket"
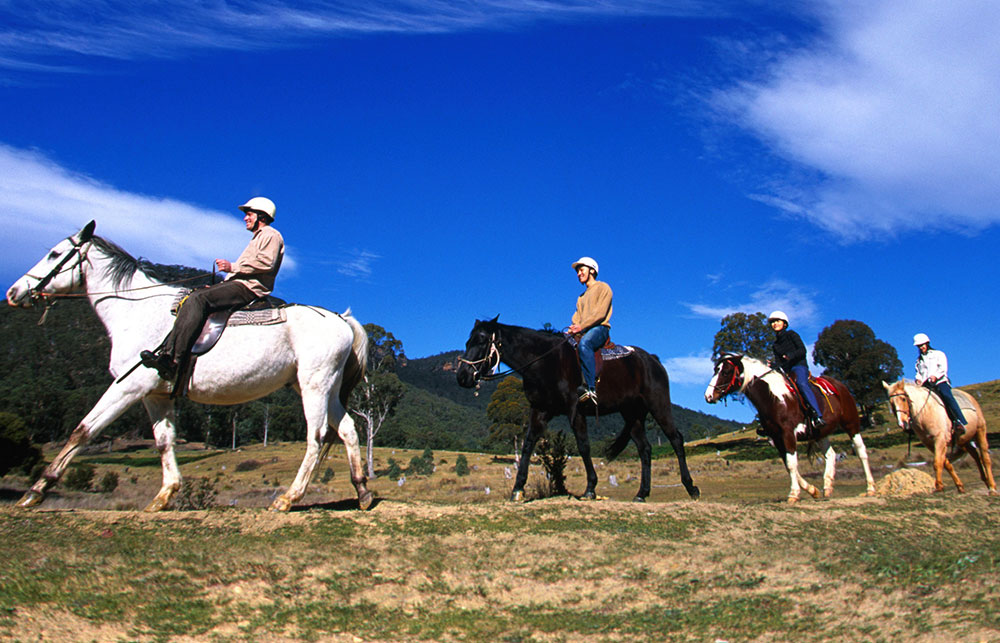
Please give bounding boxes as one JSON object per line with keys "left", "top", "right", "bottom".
{"left": 768, "top": 311, "right": 825, "bottom": 429}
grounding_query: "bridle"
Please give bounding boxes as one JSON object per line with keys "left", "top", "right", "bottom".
{"left": 710, "top": 355, "right": 745, "bottom": 398}
{"left": 457, "top": 331, "right": 503, "bottom": 384}
{"left": 24, "top": 235, "right": 92, "bottom": 304}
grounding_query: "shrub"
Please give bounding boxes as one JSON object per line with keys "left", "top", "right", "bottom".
{"left": 408, "top": 453, "right": 434, "bottom": 476}
{"left": 235, "top": 459, "right": 262, "bottom": 472}
{"left": 454, "top": 454, "right": 470, "bottom": 476}
{"left": 385, "top": 458, "right": 403, "bottom": 480}
{"left": 175, "top": 476, "right": 218, "bottom": 510}
{"left": 536, "top": 432, "right": 568, "bottom": 496}
{"left": 63, "top": 464, "right": 96, "bottom": 491}
{"left": 98, "top": 471, "right": 120, "bottom": 493}
{"left": 0, "top": 411, "right": 42, "bottom": 477}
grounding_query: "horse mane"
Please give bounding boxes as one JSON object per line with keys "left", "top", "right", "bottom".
{"left": 91, "top": 236, "right": 213, "bottom": 290}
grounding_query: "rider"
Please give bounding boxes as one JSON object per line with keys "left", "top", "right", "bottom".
{"left": 568, "top": 256, "right": 612, "bottom": 405}
{"left": 913, "top": 332, "right": 967, "bottom": 448}
{"left": 768, "top": 311, "right": 825, "bottom": 429}
{"left": 140, "top": 196, "right": 284, "bottom": 380}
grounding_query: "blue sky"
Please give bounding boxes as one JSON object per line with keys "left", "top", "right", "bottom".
{"left": 2, "top": 1, "right": 998, "bottom": 424}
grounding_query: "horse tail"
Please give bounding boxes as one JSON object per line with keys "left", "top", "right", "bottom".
{"left": 339, "top": 308, "right": 369, "bottom": 408}
{"left": 604, "top": 425, "right": 632, "bottom": 462}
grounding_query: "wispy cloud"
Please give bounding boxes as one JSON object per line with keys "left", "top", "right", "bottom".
{"left": 337, "top": 249, "right": 380, "bottom": 280}
{"left": 712, "top": 0, "right": 1000, "bottom": 239}
{"left": 0, "top": 1, "right": 715, "bottom": 73}
{"left": 0, "top": 143, "right": 288, "bottom": 278}
{"left": 685, "top": 278, "right": 818, "bottom": 326}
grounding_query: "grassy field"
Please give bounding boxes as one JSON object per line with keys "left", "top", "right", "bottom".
{"left": 1, "top": 391, "right": 999, "bottom": 642}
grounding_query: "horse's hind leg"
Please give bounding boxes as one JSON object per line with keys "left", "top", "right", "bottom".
{"left": 271, "top": 386, "right": 330, "bottom": 512}
{"left": 570, "top": 410, "right": 599, "bottom": 499}
{"left": 626, "top": 411, "right": 651, "bottom": 502}
{"left": 332, "top": 399, "right": 373, "bottom": 510}
{"left": 850, "top": 433, "right": 877, "bottom": 497}
{"left": 650, "top": 406, "right": 699, "bottom": 499}
{"left": 142, "top": 396, "right": 182, "bottom": 512}
{"left": 17, "top": 381, "right": 146, "bottom": 508}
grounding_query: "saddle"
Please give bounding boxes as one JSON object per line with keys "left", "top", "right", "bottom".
{"left": 171, "top": 289, "right": 288, "bottom": 356}
{"left": 784, "top": 373, "right": 838, "bottom": 416}
{"left": 168, "top": 289, "right": 288, "bottom": 398}
{"left": 567, "top": 335, "right": 635, "bottom": 382}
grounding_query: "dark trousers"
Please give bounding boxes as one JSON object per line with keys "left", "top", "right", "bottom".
{"left": 160, "top": 280, "right": 255, "bottom": 360}
{"left": 927, "top": 381, "right": 968, "bottom": 426}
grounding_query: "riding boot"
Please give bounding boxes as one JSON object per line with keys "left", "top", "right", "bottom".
{"left": 140, "top": 350, "right": 177, "bottom": 381}
{"left": 950, "top": 420, "right": 964, "bottom": 446}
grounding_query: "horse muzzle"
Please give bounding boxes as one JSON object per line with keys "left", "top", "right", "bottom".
{"left": 5, "top": 282, "right": 32, "bottom": 308}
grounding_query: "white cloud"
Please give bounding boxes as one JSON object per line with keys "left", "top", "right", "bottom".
{"left": 0, "top": 143, "right": 289, "bottom": 280}
{"left": 685, "top": 278, "right": 819, "bottom": 326}
{"left": 661, "top": 352, "right": 715, "bottom": 385}
{"left": 0, "top": 1, "right": 716, "bottom": 73}
{"left": 715, "top": 0, "right": 1000, "bottom": 239}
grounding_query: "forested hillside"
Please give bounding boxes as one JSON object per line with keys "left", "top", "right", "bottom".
{"left": 1, "top": 298, "right": 742, "bottom": 454}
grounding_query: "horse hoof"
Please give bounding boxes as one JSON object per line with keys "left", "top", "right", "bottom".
{"left": 807, "top": 486, "right": 821, "bottom": 499}
{"left": 823, "top": 489, "right": 833, "bottom": 499}
{"left": 143, "top": 496, "right": 171, "bottom": 512}
{"left": 989, "top": 489, "right": 998, "bottom": 497}
{"left": 582, "top": 491, "right": 597, "bottom": 500}
{"left": 688, "top": 486, "right": 701, "bottom": 500}
{"left": 787, "top": 496, "right": 800, "bottom": 504}
{"left": 510, "top": 490, "right": 524, "bottom": 503}
{"left": 269, "top": 496, "right": 293, "bottom": 512}
{"left": 632, "top": 496, "right": 646, "bottom": 503}
{"left": 16, "top": 490, "right": 44, "bottom": 508}
{"left": 358, "top": 490, "right": 374, "bottom": 511}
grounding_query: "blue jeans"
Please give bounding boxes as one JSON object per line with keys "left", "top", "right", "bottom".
{"left": 578, "top": 325, "right": 609, "bottom": 391}
{"left": 790, "top": 365, "right": 823, "bottom": 417}
{"left": 928, "top": 381, "right": 968, "bottom": 425}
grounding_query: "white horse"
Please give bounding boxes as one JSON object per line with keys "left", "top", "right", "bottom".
{"left": 5, "top": 221, "right": 372, "bottom": 512}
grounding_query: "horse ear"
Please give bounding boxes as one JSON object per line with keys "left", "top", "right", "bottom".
{"left": 79, "top": 220, "right": 96, "bottom": 242}
{"left": 489, "top": 315, "right": 499, "bottom": 323}
{"left": 882, "top": 381, "right": 890, "bottom": 391}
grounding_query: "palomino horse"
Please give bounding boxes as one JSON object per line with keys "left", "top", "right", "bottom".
{"left": 456, "top": 318, "right": 700, "bottom": 502}
{"left": 883, "top": 380, "right": 996, "bottom": 495}
{"left": 705, "top": 353, "right": 876, "bottom": 502}
{"left": 5, "top": 221, "right": 372, "bottom": 512}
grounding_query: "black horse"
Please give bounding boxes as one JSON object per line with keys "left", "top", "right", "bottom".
{"left": 456, "top": 317, "right": 699, "bottom": 502}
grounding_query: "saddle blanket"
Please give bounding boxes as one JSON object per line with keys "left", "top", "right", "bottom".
{"left": 566, "top": 336, "right": 635, "bottom": 360}
{"left": 171, "top": 289, "right": 287, "bottom": 326}
{"left": 810, "top": 376, "right": 838, "bottom": 396}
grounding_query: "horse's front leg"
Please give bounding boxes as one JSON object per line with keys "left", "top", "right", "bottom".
{"left": 18, "top": 379, "right": 149, "bottom": 508}
{"left": 570, "top": 409, "right": 598, "bottom": 499}
{"left": 784, "top": 450, "right": 819, "bottom": 503}
{"left": 932, "top": 438, "right": 950, "bottom": 492}
{"left": 820, "top": 439, "right": 836, "bottom": 498}
{"left": 511, "top": 409, "right": 547, "bottom": 502}
{"left": 142, "top": 396, "right": 182, "bottom": 512}
{"left": 850, "top": 433, "right": 877, "bottom": 496}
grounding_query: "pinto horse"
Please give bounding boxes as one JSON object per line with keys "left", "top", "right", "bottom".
{"left": 5, "top": 221, "right": 371, "bottom": 512}
{"left": 705, "top": 353, "right": 876, "bottom": 502}
{"left": 456, "top": 318, "right": 700, "bottom": 502}
{"left": 883, "top": 380, "right": 996, "bottom": 495}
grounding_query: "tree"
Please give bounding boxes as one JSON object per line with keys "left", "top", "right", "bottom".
{"left": 0, "top": 412, "right": 42, "bottom": 477}
{"left": 712, "top": 312, "right": 771, "bottom": 361}
{"left": 351, "top": 324, "right": 407, "bottom": 477}
{"left": 484, "top": 376, "right": 531, "bottom": 455}
{"left": 813, "top": 319, "right": 903, "bottom": 426}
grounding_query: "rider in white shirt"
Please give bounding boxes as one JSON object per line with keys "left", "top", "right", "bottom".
{"left": 913, "top": 332, "right": 966, "bottom": 448}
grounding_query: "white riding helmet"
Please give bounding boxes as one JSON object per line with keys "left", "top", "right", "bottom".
{"left": 238, "top": 196, "right": 276, "bottom": 220}
{"left": 572, "top": 256, "right": 599, "bottom": 275}
{"left": 913, "top": 332, "right": 930, "bottom": 346}
{"left": 768, "top": 310, "right": 789, "bottom": 324}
